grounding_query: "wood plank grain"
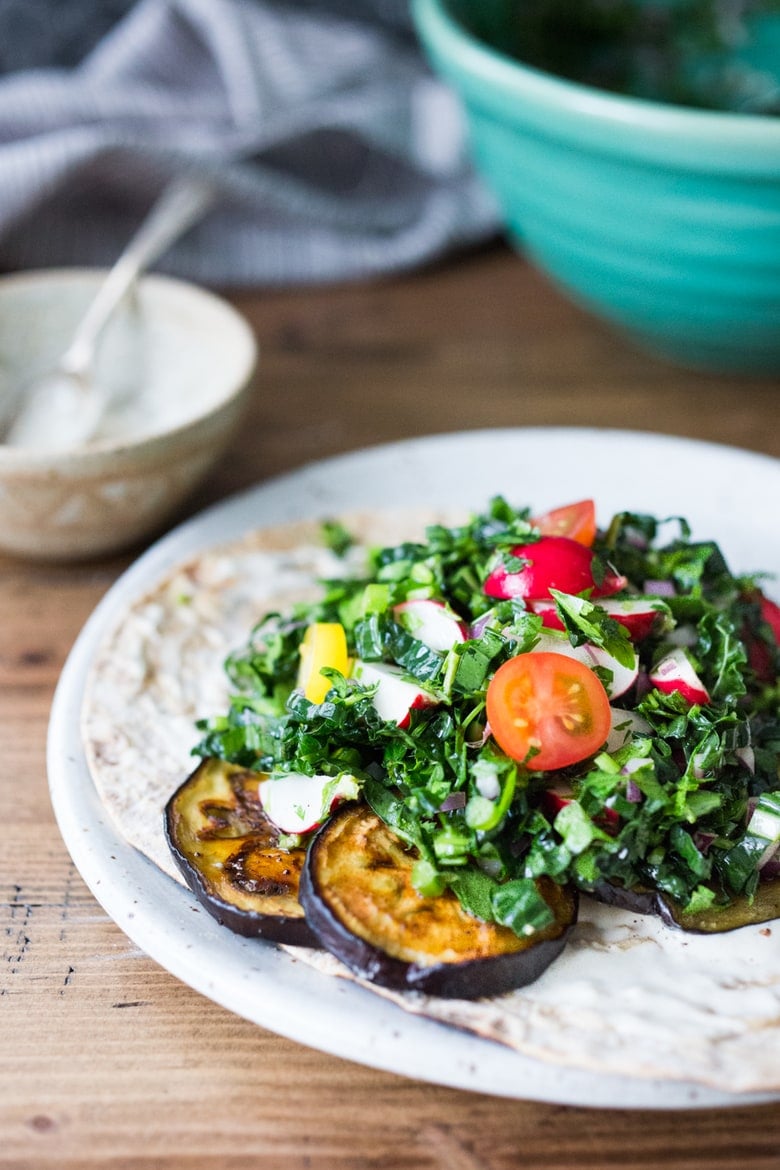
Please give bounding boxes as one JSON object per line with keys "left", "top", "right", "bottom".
{"left": 4, "top": 826, "right": 780, "bottom": 1169}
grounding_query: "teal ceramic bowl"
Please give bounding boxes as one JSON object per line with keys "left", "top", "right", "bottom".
{"left": 412, "top": 0, "right": 780, "bottom": 374}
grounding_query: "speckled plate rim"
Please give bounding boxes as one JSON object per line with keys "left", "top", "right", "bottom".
{"left": 47, "top": 426, "right": 780, "bottom": 1110}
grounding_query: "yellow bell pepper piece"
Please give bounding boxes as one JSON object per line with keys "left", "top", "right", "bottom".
{"left": 298, "top": 621, "right": 350, "bottom": 704}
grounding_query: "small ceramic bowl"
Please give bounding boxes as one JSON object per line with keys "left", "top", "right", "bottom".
{"left": 412, "top": 0, "right": 780, "bottom": 374}
{"left": 0, "top": 270, "right": 257, "bottom": 560}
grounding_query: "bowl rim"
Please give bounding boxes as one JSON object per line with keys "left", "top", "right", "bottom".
{"left": 0, "top": 267, "right": 258, "bottom": 470}
{"left": 412, "top": 0, "right": 780, "bottom": 151}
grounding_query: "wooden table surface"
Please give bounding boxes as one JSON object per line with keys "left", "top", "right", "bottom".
{"left": 3, "top": 243, "right": 780, "bottom": 1169}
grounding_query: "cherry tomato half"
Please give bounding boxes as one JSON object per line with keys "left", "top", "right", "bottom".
{"left": 486, "top": 652, "right": 611, "bottom": 771}
{"left": 532, "top": 499, "right": 597, "bottom": 547}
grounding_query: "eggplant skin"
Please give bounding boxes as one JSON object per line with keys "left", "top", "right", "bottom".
{"left": 299, "top": 803, "right": 578, "bottom": 999}
{"left": 164, "top": 758, "right": 319, "bottom": 947}
{"left": 591, "top": 879, "right": 780, "bottom": 934}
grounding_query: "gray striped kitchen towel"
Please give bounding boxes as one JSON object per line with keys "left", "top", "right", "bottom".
{"left": 0, "top": 0, "right": 498, "bottom": 285}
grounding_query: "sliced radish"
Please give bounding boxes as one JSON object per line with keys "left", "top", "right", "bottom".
{"left": 484, "top": 536, "right": 626, "bottom": 602}
{"left": 352, "top": 659, "right": 438, "bottom": 727}
{"left": 393, "top": 598, "right": 466, "bottom": 652}
{"left": 597, "top": 598, "right": 666, "bottom": 641}
{"left": 530, "top": 596, "right": 664, "bottom": 641}
{"left": 531, "top": 632, "right": 639, "bottom": 699}
{"left": 586, "top": 644, "right": 640, "bottom": 699}
{"left": 606, "top": 707, "right": 652, "bottom": 752}
{"left": 482, "top": 536, "right": 577, "bottom": 599}
{"left": 649, "top": 648, "right": 710, "bottom": 705}
{"left": 527, "top": 598, "right": 566, "bottom": 632}
{"left": 258, "top": 771, "right": 360, "bottom": 835}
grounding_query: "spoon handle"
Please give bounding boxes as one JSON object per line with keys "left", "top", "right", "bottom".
{"left": 61, "top": 175, "right": 216, "bottom": 376}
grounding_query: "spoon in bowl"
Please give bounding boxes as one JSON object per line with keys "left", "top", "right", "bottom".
{"left": 1, "top": 175, "right": 215, "bottom": 452}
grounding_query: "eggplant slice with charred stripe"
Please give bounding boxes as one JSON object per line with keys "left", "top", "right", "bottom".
{"left": 165, "top": 758, "right": 318, "bottom": 947}
{"left": 299, "top": 802, "right": 578, "bottom": 998}
{"left": 592, "top": 879, "right": 780, "bottom": 933}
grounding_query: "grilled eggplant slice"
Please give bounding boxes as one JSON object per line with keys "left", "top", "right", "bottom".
{"left": 299, "top": 802, "right": 577, "bottom": 998}
{"left": 592, "top": 878, "right": 780, "bottom": 933}
{"left": 165, "top": 758, "right": 318, "bottom": 946}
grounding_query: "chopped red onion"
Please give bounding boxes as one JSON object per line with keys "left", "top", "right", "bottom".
{"left": 620, "top": 757, "right": 646, "bottom": 776}
{"left": 466, "top": 721, "right": 492, "bottom": 749}
{"left": 468, "top": 612, "right": 494, "bottom": 640}
{"left": 644, "top": 579, "right": 676, "bottom": 597}
{"left": 693, "top": 830, "right": 716, "bottom": 854}
{"left": 439, "top": 791, "right": 467, "bottom": 812}
{"left": 761, "top": 854, "right": 780, "bottom": 880}
{"left": 624, "top": 778, "right": 643, "bottom": 803}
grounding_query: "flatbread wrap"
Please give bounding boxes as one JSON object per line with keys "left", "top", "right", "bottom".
{"left": 81, "top": 502, "right": 780, "bottom": 1094}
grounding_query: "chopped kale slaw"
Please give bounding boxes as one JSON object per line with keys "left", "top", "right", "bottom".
{"left": 193, "top": 498, "right": 780, "bottom": 939}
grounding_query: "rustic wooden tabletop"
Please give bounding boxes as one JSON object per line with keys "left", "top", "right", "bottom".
{"left": 2, "top": 244, "right": 780, "bottom": 1169}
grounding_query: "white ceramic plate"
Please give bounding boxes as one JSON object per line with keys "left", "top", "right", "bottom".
{"left": 48, "top": 427, "right": 780, "bottom": 1110}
